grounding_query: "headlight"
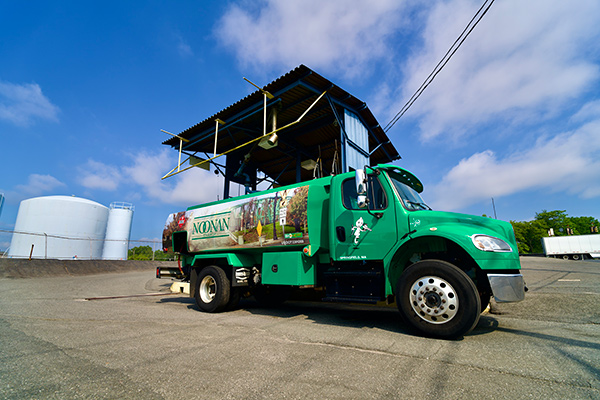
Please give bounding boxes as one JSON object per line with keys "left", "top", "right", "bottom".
{"left": 471, "top": 235, "right": 512, "bottom": 252}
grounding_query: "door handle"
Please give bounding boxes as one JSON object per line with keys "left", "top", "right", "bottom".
{"left": 336, "top": 226, "right": 346, "bottom": 242}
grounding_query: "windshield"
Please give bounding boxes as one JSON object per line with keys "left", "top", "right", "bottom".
{"left": 387, "top": 172, "right": 431, "bottom": 211}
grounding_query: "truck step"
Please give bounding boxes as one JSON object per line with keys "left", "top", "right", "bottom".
{"left": 323, "top": 267, "right": 384, "bottom": 303}
{"left": 322, "top": 296, "right": 379, "bottom": 304}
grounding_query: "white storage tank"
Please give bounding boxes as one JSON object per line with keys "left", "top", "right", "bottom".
{"left": 8, "top": 196, "right": 109, "bottom": 260}
{"left": 101, "top": 202, "right": 134, "bottom": 260}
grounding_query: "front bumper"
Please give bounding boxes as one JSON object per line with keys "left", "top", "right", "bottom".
{"left": 487, "top": 274, "right": 525, "bottom": 302}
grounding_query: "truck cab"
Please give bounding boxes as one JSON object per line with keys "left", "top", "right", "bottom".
{"left": 326, "top": 164, "right": 524, "bottom": 336}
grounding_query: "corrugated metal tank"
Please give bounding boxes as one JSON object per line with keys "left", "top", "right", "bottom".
{"left": 8, "top": 196, "right": 109, "bottom": 260}
{"left": 101, "top": 202, "right": 134, "bottom": 260}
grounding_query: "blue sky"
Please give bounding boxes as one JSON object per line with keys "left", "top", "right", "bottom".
{"left": 1, "top": 0, "right": 600, "bottom": 251}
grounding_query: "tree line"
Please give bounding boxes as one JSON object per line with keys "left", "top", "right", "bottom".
{"left": 510, "top": 210, "right": 599, "bottom": 254}
{"left": 128, "top": 245, "right": 175, "bottom": 261}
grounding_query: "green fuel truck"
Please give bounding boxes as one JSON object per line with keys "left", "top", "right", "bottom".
{"left": 162, "top": 164, "right": 525, "bottom": 339}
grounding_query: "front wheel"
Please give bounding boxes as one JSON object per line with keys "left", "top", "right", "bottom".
{"left": 396, "top": 260, "right": 481, "bottom": 339}
{"left": 195, "top": 266, "right": 231, "bottom": 313}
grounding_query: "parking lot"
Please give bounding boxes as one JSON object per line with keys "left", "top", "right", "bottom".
{"left": 0, "top": 257, "right": 598, "bottom": 399}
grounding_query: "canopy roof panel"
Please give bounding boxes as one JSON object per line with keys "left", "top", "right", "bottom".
{"left": 163, "top": 65, "right": 400, "bottom": 187}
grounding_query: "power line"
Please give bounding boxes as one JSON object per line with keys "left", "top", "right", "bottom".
{"left": 384, "top": 0, "right": 496, "bottom": 133}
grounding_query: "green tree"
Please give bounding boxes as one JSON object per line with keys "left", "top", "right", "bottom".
{"left": 511, "top": 210, "right": 599, "bottom": 254}
{"left": 154, "top": 249, "right": 175, "bottom": 261}
{"left": 128, "top": 245, "right": 153, "bottom": 260}
{"left": 510, "top": 220, "right": 547, "bottom": 254}
{"left": 510, "top": 221, "right": 531, "bottom": 254}
{"left": 534, "top": 210, "right": 568, "bottom": 235}
{"left": 568, "top": 216, "right": 600, "bottom": 235}
{"left": 534, "top": 210, "right": 599, "bottom": 236}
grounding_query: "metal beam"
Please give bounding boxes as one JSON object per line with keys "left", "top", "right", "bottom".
{"left": 180, "top": 98, "right": 283, "bottom": 151}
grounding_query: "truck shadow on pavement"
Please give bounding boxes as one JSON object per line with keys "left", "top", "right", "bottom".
{"left": 159, "top": 294, "right": 505, "bottom": 339}
{"left": 241, "top": 299, "right": 511, "bottom": 339}
{"left": 243, "top": 299, "right": 410, "bottom": 333}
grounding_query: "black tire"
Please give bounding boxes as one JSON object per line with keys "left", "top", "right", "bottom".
{"left": 396, "top": 260, "right": 481, "bottom": 339}
{"left": 252, "top": 285, "right": 291, "bottom": 307}
{"left": 194, "top": 266, "right": 231, "bottom": 313}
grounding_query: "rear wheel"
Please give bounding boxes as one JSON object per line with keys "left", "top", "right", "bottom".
{"left": 195, "top": 266, "right": 231, "bottom": 313}
{"left": 396, "top": 260, "right": 481, "bottom": 339}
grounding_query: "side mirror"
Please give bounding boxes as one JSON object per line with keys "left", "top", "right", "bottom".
{"left": 355, "top": 169, "right": 368, "bottom": 209}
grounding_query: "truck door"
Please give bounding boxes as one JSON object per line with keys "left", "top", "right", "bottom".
{"left": 330, "top": 174, "right": 398, "bottom": 261}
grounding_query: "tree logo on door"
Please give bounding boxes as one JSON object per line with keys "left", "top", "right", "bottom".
{"left": 351, "top": 217, "right": 372, "bottom": 245}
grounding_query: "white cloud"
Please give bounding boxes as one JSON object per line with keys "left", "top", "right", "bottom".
{"left": 0, "top": 81, "right": 60, "bottom": 126}
{"left": 122, "top": 149, "right": 223, "bottom": 205}
{"left": 215, "top": 0, "right": 407, "bottom": 77}
{"left": 428, "top": 118, "right": 600, "bottom": 211}
{"left": 392, "top": 0, "right": 600, "bottom": 141}
{"left": 75, "top": 150, "right": 223, "bottom": 205}
{"left": 78, "top": 160, "right": 122, "bottom": 191}
{"left": 176, "top": 35, "right": 193, "bottom": 58}
{"left": 571, "top": 99, "right": 600, "bottom": 123}
{"left": 15, "top": 174, "right": 66, "bottom": 196}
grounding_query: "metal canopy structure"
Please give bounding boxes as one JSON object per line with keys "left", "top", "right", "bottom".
{"left": 163, "top": 64, "right": 400, "bottom": 198}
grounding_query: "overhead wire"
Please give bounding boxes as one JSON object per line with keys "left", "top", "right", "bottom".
{"left": 383, "top": 0, "right": 496, "bottom": 133}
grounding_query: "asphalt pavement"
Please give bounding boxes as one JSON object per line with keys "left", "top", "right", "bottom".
{"left": 0, "top": 257, "right": 598, "bottom": 399}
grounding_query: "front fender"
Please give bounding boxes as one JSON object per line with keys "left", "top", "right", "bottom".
{"left": 408, "top": 223, "right": 521, "bottom": 270}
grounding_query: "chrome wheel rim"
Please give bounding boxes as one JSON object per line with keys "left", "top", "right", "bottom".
{"left": 199, "top": 275, "right": 217, "bottom": 303}
{"left": 409, "top": 276, "right": 458, "bottom": 324}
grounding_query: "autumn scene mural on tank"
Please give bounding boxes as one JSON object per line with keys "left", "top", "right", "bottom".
{"left": 162, "top": 186, "right": 309, "bottom": 252}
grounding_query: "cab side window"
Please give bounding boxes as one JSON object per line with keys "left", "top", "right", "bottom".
{"left": 342, "top": 176, "right": 387, "bottom": 210}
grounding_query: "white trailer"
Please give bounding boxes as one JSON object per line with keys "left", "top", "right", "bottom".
{"left": 541, "top": 234, "right": 600, "bottom": 260}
